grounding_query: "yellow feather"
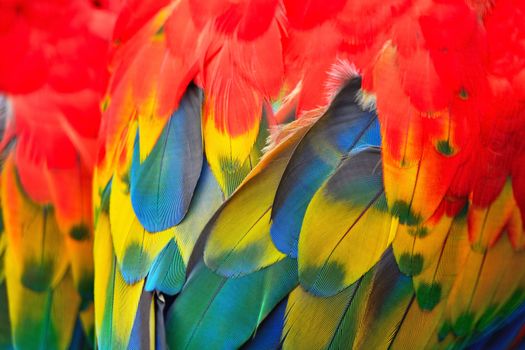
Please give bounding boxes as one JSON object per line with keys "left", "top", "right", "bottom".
{"left": 94, "top": 210, "right": 112, "bottom": 342}
{"left": 136, "top": 76, "right": 169, "bottom": 163}
{"left": 204, "top": 124, "right": 310, "bottom": 275}
{"left": 64, "top": 236, "right": 94, "bottom": 302}
{"left": 1, "top": 156, "right": 69, "bottom": 291}
{"left": 444, "top": 233, "right": 525, "bottom": 338}
{"left": 109, "top": 272, "right": 144, "bottom": 349}
{"left": 94, "top": 210, "right": 145, "bottom": 349}
{"left": 109, "top": 170, "right": 174, "bottom": 282}
{"left": 203, "top": 162, "right": 287, "bottom": 275}
{"left": 97, "top": 84, "right": 135, "bottom": 194}
{"left": 490, "top": 245, "right": 525, "bottom": 308}
{"left": 173, "top": 169, "right": 224, "bottom": 265}
{"left": 444, "top": 252, "right": 483, "bottom": 327}
{"left": 80, "top": 303, "right": 95, "bottom": 345}
{"left": 283, "top": 285, "right": 358, "bottom": 349}
{"left": 299, "top": 191, "right": 393, "bottom": 292}
{"left": 0, "top": 235, "right": 6, "bottom": 283}
{"left": 390, "top": 301, "right": 446, "bottom": 349}
{"left": 393, "top": 214, "right": 453, "bottom": 276}
{"left": 412, "top": 215, "right": 470, "bottom": 309}
{"left": 5, "top": 248, "right": 80, "bottom": 349}
{"left": 506, "top": 204, "right": 525, "bottom": 250}
{"left": 469, "top": 179, "right": 516, "bottom": 252}
{"left": 203, "top": 104, "right": 261, "bottom": 193}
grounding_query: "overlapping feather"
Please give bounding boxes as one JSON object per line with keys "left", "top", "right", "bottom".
{"left": 93, "top": 1, "right": 525, "bottom": 349}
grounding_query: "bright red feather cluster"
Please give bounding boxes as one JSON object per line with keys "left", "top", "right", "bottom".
{"left": 0, "top": 0, "right": 117, "bottom": 233}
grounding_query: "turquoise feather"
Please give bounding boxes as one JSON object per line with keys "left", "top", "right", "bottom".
{"left": 145, "top": 240, "right": 185, "bottom": 295}
{"left": 166, "top": 259, "right": 297, "bottom": 349}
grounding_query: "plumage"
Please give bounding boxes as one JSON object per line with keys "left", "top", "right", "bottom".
{"left": 128, "top": 290, "right": 156, "bottom": 350}
{"left": 64, "top": 236, "right": 95, "bottom": 307}
{"left": 144, "top": 239, "right": 185, "bottom": 295}
{"left": 411, "top": 213, "right": 470, "bottom": 311}
{"left": 470, "top": 304, "right": 525, "bottom": 350}
{"left": 2, "top": 157, "right": 69, "bottom": 292}
{"left": 0, "top": 280, "right": 11, "bottom": 350}
{"left": 241, "top": 298, "right": 288, "bottom": 350}
{"left": 5, "top": 249, "right": 80, "bottom": 350}
{"left": 349, "top": 251, "right": 414, "bottom": 349}
{"left": 468, "top": 180, "right": 518, "bottom": 251}
{"left": 4, "top": 0, "right": 525, "bottom": 348}
{"left": 109, "top": 169, "right": 174, "bottom": 284}
{"left": 0, "top": 1, "right": 115, "bottom": 347}
{"left": 202, "top": 120, "right": 309, "bottom": 277}
{"left": 203, "top": 103, "right": 270, "bottom": 196}
{"left": 107, "top": 118, "right": 175, "bottom": 285}
{"left": 93, "top": 208, "right": 145, "bottom": 350}
{"left": 283, "top": 250, "right": 414, "bottom": 349}
{"left": 130, "top": 85, "right": 203, "bottom": 231}
{"left": 282, "top": 283, "right": 360, "bottom": 349}
{"left": 166, "top": 259, "right": 297, "bottom": 349}
{"left": 443, "top": 234, "right": 525, "bottom": 341}
{"left": 392, "top": 210, "right": 454, "bottom": 279}
{"left": 173, "top": 161, "right": 225, "bottom": 265}
{"left": 298, "top": 148, "right": 393, "bottom": 296}
{"left": 271, "top": 78, "right": 381, "bottom": 258}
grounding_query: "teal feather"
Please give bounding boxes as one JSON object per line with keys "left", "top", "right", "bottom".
{"left": 166, "top": 258, "right": 297, "bottom": 350}
{"left": 145, "top": 240, "right": 185, "bottom": 295}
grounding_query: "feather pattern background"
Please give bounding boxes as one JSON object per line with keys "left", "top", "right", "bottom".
{"left": 92, "top": 0, "right": 525, "bottom": 348}
{"left": 1, "top": 0, "right": 525, "bottom": 349}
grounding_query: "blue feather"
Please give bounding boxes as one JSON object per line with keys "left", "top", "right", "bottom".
{"left": 130, "top": 85, "right": 203, "bottom": 232}
{"left": 271, "top": 78, "right": 381, "bottom": 257}
{"left": 241, "top": 298, "right": 288, "bottom": 350}
{"left": 128, "top": 290, "right": 153, "bottom": 350}
{"left": 468, "top": 302, "right": 525, "bottom": 350}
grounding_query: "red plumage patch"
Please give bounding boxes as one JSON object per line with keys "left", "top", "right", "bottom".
{"left": 284, "top": 0, "right": 346, "bottom": 29}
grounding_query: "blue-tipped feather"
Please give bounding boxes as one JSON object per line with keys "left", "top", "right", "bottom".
{"left": 271, "top": 78, "right": 381, "bottom": 257}
{"left": 130, "top": 85, "right": 203, "bottom": 232}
